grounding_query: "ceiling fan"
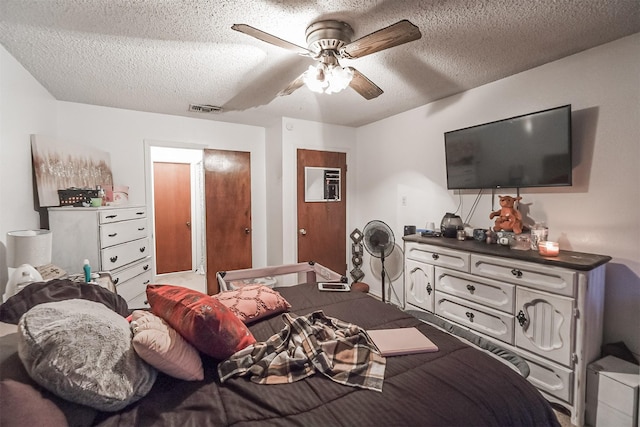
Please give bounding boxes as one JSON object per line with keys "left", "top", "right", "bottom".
{"left": 231, "top": 19, "right": 422, "bottom": 99}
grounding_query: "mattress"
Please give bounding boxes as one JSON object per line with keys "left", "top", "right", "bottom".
{"left": 91, "top": 283, "right": 560, "bottom": 426}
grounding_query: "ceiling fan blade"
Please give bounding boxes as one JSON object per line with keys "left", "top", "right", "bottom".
{"left": 278, "top": 73, "right": 306, "bottom": 96}
{"left": 339, "top": 20, "right": 422, "bottom": 59}
{"left": 348, "top": 68, "right": 383, "bottom": 100}
{"left": 232, "top": 24, "right": 313, "bottom": 56}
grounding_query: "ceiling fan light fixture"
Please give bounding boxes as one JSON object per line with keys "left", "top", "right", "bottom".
{"left": 233, "top": 19, "right": 421, "bottom": 100}
{"left": 326, "top": 64, "right": 353, "bottom": 94}
{"left": 302, "top": 63, "right": 353, "bottom": 95}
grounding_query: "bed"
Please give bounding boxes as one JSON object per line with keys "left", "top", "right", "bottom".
{"left": 1, "top": 279, "right": 560, "bottom": 427}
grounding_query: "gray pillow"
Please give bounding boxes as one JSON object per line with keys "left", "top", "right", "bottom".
{"left": 18, "top": 299, "right": 156, "bottom": 411}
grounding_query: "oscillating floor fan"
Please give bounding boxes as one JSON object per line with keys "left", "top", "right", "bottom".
{"left": 363, "top": 220, "right": 395, "bottom": 303}
{"left": 370, "top": 242, "right": 404, "bottom": 304}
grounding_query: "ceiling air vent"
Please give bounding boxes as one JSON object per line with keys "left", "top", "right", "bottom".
{"left": 188, "top": 104, "right": 223, "bottom": 113}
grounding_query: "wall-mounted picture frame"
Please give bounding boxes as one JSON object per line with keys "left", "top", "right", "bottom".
{"left": 31, "top": 134, "right": 113, "bottom": 207}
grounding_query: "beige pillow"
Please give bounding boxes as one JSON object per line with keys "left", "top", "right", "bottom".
{"left": 214, "top": 284, "right": 291, "bottom": 323}
{"left": 130, "top": 311, "right": 204, "bottom": 381}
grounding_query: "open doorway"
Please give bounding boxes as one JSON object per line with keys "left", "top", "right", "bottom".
{"left": 148, "top": 146, "right": 206, "bottom": 293}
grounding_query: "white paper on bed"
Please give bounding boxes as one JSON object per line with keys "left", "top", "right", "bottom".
{"left": 367, "top": 327, "right": 439, "bottom": 356}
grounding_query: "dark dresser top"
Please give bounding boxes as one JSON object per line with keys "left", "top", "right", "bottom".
{"left": 403, "top": 235, "right": 611, "bottom": 271}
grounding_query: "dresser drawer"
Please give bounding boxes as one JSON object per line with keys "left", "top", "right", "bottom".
{"left": 99, "top": 218, "right": 149, "bottom": 248}
{"left": 126, "top": 290, "right": 152, "bottom": 310}
{"left": 99, "top": 206, "right": 147, "bottom": 224}
{"left": 598, "top": 368, "right": 639, "bottom": 418}
{"left": 435, "top": 267, "right": 515, "bottom": 314}
{"left": 111, "top": 256, "right": 152, "bottom": 286}
{"left": 435, "top": 291, "right": 514, "bottom": 344}
{"left": 116, "top": 270, "right": 153, "bottom": 303}
{"left": 513, "top": 347, "right": 574, "bottom": 404}
{"left": 471, "top": 254, "right": 576, "bottom": 297}
{"left": 405, "top": 242, "right": 470, "bottom": 273}
{"left": 101, "top": 237, "right": 150, "bottom": 270}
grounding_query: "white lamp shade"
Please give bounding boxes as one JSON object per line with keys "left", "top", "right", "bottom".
{"left": 6, "top": 229, "right": 52, "bottom": 268}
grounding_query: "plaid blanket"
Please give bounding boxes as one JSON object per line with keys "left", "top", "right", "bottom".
{"left": 218, "top": 311, "right": 386, "bottom": 392}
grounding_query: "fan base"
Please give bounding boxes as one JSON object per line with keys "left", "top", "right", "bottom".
{"left": 351, "top": 282, "right": 370, "bottom": 293}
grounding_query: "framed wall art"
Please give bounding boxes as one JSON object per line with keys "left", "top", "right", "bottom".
{"left": 31, "top": 134, "right": 113, "bottom": 207}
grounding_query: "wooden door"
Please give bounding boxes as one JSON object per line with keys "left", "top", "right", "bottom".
{"left": 204, "top": 149, "right": 252, "bottom": 294}
{"left": 297, "top": 149, "right": 347, "bottom": 275}
{"left": 153, "top": 162, "right": 192, "bottom": 274}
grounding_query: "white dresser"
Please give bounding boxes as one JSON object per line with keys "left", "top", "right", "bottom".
{"left": 48, "top": 206, "right": 154, "bottom": 308}
{"left": 403, "top": 235, "right": 611, "bottom": 427}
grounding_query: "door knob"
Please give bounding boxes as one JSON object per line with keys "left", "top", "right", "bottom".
{"left": 186, "top": 221, "right": 191, "bottom": 229}
{"left": 299, "top": 228, "right": 307, "bottom": 235}
{"left": 245, "top": 228, "right": 251, "bottom": 234}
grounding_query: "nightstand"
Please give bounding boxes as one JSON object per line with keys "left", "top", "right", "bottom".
{"left": 586, "top": 355, "right": 639, "bottom": 427}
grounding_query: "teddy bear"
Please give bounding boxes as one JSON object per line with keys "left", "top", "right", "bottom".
{"left": 489, "top": 195, "right": 523, "bottom": 234}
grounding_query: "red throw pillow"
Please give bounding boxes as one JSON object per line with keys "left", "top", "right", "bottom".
{"left": 146, "top": 285, "right": 256, "bottom": 359}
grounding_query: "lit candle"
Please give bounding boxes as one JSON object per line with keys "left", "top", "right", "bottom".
{"left": 538, "top": 241, "right": 559, "bottom": 257}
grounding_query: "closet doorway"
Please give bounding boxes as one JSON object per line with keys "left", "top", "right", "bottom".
{"left": 149, "top": 146, "right": 206, "bottom": 293}
{"left": 153, "top": 162, "right": 192, "bottom": 274}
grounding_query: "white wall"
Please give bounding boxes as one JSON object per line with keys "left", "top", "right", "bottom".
{"left": 265, "top": 122, "right": 284, "bottom": 266}
{"left": 0, "top": 45, "right": 58, "bottom": 291}
{"left": 355, "top": 33, "right": 640, "bottom": 356}
{"left": 0, "top": 44, "right": 269, "bottom": 290}
{"left": 53, "top": 102, "right": 268, "bottom": 269}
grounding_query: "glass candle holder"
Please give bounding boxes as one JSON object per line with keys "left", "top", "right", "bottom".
{"left": 538, "top": 241, "right": 559, "bottom": 256}
{"left": 510, "top": 234, "right": 531, "bottom": 251}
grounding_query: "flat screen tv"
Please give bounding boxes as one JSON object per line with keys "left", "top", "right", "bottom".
{"left": 444, "top": 105, "right": 572, "bottom": 189}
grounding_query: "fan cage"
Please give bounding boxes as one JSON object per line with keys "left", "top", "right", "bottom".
{"left": 363, "top": 220, "right": 395, "bottom": 258}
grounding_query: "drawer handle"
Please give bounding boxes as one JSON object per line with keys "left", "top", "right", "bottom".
{"left": 465, "top": 312, "right": 475, "bottom": 322}
{"left": 466, "top": 284, "right": 476, "bottom": 293}
{"left": 143, "top": 264, "right": 149, "bottom": 271}
{"left": 110, "top": 256, "right": 118, "bottom": 263}
{"left": 136, "top": 212, "right": 144, "bottom": 215}
{"left": 516, "top": 310, "right": 529, "bottom": 328}
{"left": 511, "top": 268, "right": 523, "bottom": 278}
{"left": 432, "top": 254, "right": 439, "bottom": 260}
{"left": 426, "top": 284, "right": 433, "bottom": 295}
{"left": 139, "top": 246, "right": 146, "bottom": 253}
{"left": 144, "top": 300, "right": 149, "bottom": 306}
{"left": 138, "top": 227, "right": 145, "bottom": 231}
{"left": 143, "top": 280, "right": 150, "bottom": 285}
{"left": 108, "top": 233, "right": 117, "bottom": 237}
{"left": 113, "top": 278, "right": 119, "bottom": 285}
{"left": 106, "top": 214, "right": 117, "bottom": 219}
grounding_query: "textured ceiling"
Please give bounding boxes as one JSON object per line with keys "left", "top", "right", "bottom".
{"left": 1, "top": 0, "right": 638, "bottom": 128}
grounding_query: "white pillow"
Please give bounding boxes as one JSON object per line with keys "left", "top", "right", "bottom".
{"left": 130, "top": 310, "right": 204, "bottom": 381}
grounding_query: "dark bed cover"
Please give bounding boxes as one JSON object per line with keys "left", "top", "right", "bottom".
{"left": 95, "top": 283, "right": 560, "bottom": 427}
